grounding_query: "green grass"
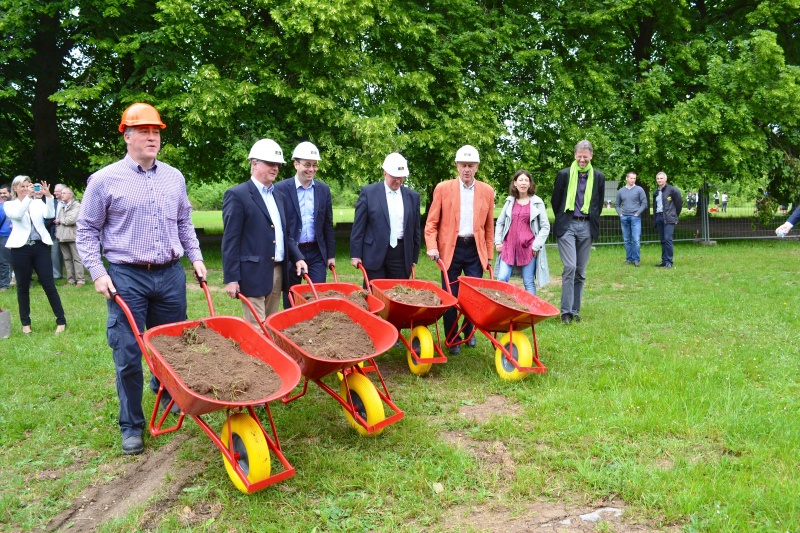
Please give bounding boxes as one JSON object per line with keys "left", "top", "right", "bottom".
{"left": 1, "top": 240, "right": 799, "bottom": 531}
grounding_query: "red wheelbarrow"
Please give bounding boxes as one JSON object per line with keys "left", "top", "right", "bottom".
{"left": 114, "top": 280, "right": 302, "bottom": 494}
{"left": 370, "top": 266, "right": 458, "bottom": 376}
{"left": 242, "top": 296, "right": 404, "bottom": 437}
{"left": 288, "top": 265, "right": 384, "bottom": 315}
{"left": 438, "top": 260, "right": 560, "bottom": 381}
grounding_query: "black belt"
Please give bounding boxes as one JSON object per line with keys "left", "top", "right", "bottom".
{"left": 298, "top": 241, "right": 317, "bottom": 248}
{"left": 573, "top": 216, "right": 589, "bottom": 221}
{"left": 457, "top": 236, "right": 475, "bottom": 245}
{"left": 124, "top": 259, "right": 179, "bottom": 271}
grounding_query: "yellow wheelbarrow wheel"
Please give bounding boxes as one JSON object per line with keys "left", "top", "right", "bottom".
{"left": 339, "top": 372, "right": 386, "bottom": 437}
{"left": 220, "top": 413, "right": 271, "bottom": 493}
{"left": 406, "top": 326, "right": 434, "bottom": 376}
{"left": 494, "top": 331, "right": 533, "bottom": 382}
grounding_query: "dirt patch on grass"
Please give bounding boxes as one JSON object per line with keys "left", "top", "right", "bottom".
{"left": 458, "top": 394, "right": 523, "bottom": 422}
{"left": 46, "top": 434, "right": 208, "bottom": 532}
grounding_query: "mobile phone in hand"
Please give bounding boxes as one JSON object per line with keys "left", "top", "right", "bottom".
{"left": 33, "top": 184, "right": 41, "bottom": 192}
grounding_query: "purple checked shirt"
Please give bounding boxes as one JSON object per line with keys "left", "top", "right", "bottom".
{"left": 76, "top": 154, "right": 203, "bottom": 281}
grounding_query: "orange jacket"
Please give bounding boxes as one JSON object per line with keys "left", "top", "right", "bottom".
{"left": 424, "top": 178, "right": 495, "bottom": 269}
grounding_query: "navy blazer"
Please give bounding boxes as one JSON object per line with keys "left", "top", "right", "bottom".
{"left": 221, "top": 179, "right": 302, "bottom": 297}
{"left": 350, "top": 182, "right": 421, "bottom": 277}
{"left": 273, "top": 176, "right": 336, "bottom": 261}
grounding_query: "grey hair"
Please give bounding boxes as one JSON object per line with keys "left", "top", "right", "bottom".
{"left": 61, "top": 186, "right": 73, "bottom": 196}
{"left": 574, "top": 140, "right": 593, "bottom": 154}
{"left": 10, "top": 175, "right": 31, "bottom": 199}
{"left": 656, "top": 172, "right": 668, "bottom": 180}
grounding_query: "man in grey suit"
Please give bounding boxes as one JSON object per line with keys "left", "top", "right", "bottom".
{"left": 222, "top": 139, "right": 307, "bottom": 325}
{"left": 350, "top": 152, "right": 420, "bottom": 281}
{"left": 274, "top": 141, "right": 336, "bottom": 307}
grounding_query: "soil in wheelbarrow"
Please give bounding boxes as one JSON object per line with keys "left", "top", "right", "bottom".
{"left": 385, "top": 285, "right": 441, "bottom": 306}
{"left": 314, "top": 289, "right": 370, "bottom": 310}
{"left": 281, "top": 310, "right": 375, "bottom": 360}
{"left": 478, "top": 287, "right": 528, "bottom": 311}
{"left": 150, "top": 323, "right": 283, "bottom": 402}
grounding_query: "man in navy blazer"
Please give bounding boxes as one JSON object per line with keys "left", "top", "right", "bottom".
{"left": 274, "top": 141, "right": 336, "bottom": 307}
{"left": 350, "top": 152, "right": 421, "bottom": 281}
{"left": 222, "top": 139, "right": 307, "bottom": 325}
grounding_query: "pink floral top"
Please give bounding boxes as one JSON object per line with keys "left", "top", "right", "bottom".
{"left": 500, "top": 201, "right": 534, "bottom": 266}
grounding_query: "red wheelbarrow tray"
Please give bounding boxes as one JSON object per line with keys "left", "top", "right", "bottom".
{"left": 142, "top": 316, "right": 303, "bottom": 417}
{"left": 264, "top": 298, "right": 398, "bottom": 381}
{"left": 289, "top": 282, "right": 385, "bottom": 315}
{"left": 455, "top": 276, "right": 559, "bottom": 332}
{"left": 370, "top": 278, "right": 458, "bottom": 329}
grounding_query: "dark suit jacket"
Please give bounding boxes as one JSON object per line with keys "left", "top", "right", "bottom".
{"left": 221, "top": 179, "right": 302, "bottom": 297}
{"left": 350, "top": 182, "right": 421, "bottom": 277}
{"left": 273, "top": 176, "right": 336, "bottom": 261}
{"left": 551, "top": 167, "right": 606, "bottom": 241}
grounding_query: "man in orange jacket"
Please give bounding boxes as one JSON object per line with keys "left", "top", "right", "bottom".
{"left": 425, "top": 145, "right": 495, "bottom": 354}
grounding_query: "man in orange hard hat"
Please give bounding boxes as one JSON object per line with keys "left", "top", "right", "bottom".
{"left": 77, "top": 102, "right": 207, "bottom": 456}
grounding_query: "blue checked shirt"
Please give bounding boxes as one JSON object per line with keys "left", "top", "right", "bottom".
{"left": 76, "top": 154, "right": 203, "bottom": 280}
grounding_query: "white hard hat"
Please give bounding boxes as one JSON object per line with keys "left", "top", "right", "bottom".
{"left": 455, "top": 145, "right": 480, "bottom": 163}
{"left": 292, "top": 141, "right": 321, "bottom": 161}
{"left": 248, "top": 139, "right": 285, "bottom": 164}
{"left": 382, "top": 152, "right": 409, "bottom": 177}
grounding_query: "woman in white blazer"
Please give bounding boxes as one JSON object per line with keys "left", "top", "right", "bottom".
{"left": 3, "top": 176, "right": 66, "bottom": 334}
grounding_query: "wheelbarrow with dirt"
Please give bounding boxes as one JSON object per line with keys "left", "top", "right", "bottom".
{"left": 437, "top": 260, "right": 560, "bottom": 381}
{"left": 241, "top": 296, "right": 404, "bottom": 437}
{"left": 369, "top": 265, "right": 459, "bottom": 376}
{"left": 114, "top": 280, "right": 302, "bottom": 494}
{"left": 288, "top": 264, "right": 385, "bottom": 314}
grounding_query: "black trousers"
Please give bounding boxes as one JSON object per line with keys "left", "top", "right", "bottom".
{"left": 441, "top": 239, "right": 482, "bottom": 343}
{"left": 10, "top": 241, "right": 66, "bottom": 327}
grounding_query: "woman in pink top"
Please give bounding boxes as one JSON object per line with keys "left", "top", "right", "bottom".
{"left": 494, "top": 170, "right": 551, "bottom": 294}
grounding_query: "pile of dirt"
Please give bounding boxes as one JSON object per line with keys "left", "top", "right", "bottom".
{"left": 281, "top": 310, "right": 375, "bottom": 360}
{"left": 312, "top": 289, "right": 370, "bottom": 310}
{"left": 385, "top": 285, "right": 441, "bottom": 306}
{"left": 478, "top": 288, "right": 528, "bottom": 311}
{"left": 150, "top": 323, "right": 283, "bottom": 402}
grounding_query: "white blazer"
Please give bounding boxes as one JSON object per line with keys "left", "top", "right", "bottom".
{"left": 3, "top": 195, "right": 55, "bottom": 248}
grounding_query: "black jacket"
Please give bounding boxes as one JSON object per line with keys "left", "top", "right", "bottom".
{"left": 551, "top": 167, "right": 606, "bottom": 240}
{"left": 653, "top": 183, "right": 683, "bottom": 225}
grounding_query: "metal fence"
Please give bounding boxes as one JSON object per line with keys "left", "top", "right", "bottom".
{"left": 544, "top": 206, "right": 795, "bottom": 246}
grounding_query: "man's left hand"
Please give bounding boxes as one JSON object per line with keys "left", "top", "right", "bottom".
{"left": 295, "top": 260, "right": 309, "bottom": 276}
{"left": 327, "top": 258, "right": 336, "bottom": 267}
{"left": 192, "top": 260, "right": 207, "bottom": 281}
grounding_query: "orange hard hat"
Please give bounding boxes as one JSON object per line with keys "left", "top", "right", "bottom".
{"left": 118, "top": 103, "right": 167, "bottom": 133}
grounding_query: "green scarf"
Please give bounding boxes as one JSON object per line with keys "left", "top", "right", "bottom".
{"left": 564, "top": 161, "right": 594, "bottom": 214}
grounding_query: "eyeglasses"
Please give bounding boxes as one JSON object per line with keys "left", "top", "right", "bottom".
{"left": 298, "top": 161, "right": 318, "bottom": 170}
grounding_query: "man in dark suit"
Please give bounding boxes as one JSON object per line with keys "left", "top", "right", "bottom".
{"left": 551, "top": 139, "right": 606, "bottom": 324}
{"left": 350, "top": 152, "right": 420, "bottom": 282}
{"left": 274, "top": 141, "right": 336, "bottom": 307}
{"left": 222, "top": 139, "right": 307, "bottom": 326}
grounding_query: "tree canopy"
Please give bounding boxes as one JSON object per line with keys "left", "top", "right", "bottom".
{"left": 1, "top": 0, "right": 798, "bottom": 205}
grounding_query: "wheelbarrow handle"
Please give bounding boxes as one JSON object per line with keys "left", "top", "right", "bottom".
{"left": 328, "top": 264, "right": 339, "bottom": 282}
{"left": 433, "top": 257, "right": 455, "bottom": 295}
{"left": 193, "top": 277, "right": 216, "bottom": 316}
{"left": 298, "top": 269, "right": 319, "bottom": 300}
{"left": 356, "top": 262, "right": 371, "bottom": 292}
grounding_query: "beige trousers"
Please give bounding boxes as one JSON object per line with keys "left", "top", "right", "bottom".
{"left": 240, "top": 263, "right": 283, "bottom": 327}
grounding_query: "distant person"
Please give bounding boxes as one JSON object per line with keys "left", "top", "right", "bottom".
{"left": 653, "top": 172, "right": 683, "bottom": 268}
{"left": 494, "top": 170, "right": 550, "bottom": 294}
{"left": 350, "top": 152, "right": 421, "bottom": 281}
{"left": 721, "top": 192, "right": 728, "bottom": 213}
{"left": 54, "top": 187, "right": 85, "bottom": 286}
{"left": 76, "top": 102, "right": 207, "bottom": 456}
{"left": 551, "top": 140, "right": 605, "bottom": 324}
{"left": 713, "top": 191, "right": 720, "bottom": 210}
{"left": 50, "top": 183, "right": 65, "bottom": 279}
{"left": 274, "top": 141, "right": 335, "bottom": 308}
{"left": 0, "top": 184, "right": 11, "bottom": 290}
{"left": 425, "top": 145, "right": 495, "bottom": 354}
{"left": 775, "top": 204, "right": 800, "bottom": 236}
{"left": 222, "top": 139, "right": 307, "bottom": 326}
{"left": 614, "top": 171, "right": 648, "bottom": 267}
{"left": 3, "top": 176, "right": 66, "bottom": 334}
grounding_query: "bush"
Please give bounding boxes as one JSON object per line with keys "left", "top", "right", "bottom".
{"left": 187, "top": 180, "right": 236, "bottom": 210}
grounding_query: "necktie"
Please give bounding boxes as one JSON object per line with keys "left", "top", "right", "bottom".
{"left": 389, "top": 190, "right": 399, "bottom": 248}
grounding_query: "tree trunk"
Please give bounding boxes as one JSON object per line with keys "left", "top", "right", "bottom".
{"left": 31, "top": 13, "right": 62, "bottom": 183}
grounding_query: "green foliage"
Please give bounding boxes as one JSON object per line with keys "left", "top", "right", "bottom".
{"left": 186, "top": 179, "right": 236, "bottom": 210}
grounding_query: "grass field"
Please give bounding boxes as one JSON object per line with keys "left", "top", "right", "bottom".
{"left": 1, "top": 239, "right": 799, "bottom": 531}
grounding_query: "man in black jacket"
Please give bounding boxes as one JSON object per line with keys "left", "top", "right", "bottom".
{"left": 653, "top": 172, "right": 683, "bottom": 269}
{"left": 551, "top": 140, "right": 605, "bottom": 324}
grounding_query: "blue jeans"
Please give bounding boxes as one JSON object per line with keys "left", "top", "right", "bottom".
{"left": 106, "top": 262, "right": 187, "bottom": 438}
{"left": 496, "top": 257, "right": 537, "bottom": 295}
{"left": 620, "top": 215, "right": 642, "bottom": 263}
{"left": 655, "top": 214, "right": 675, "bottom": 265}
{"left": 0, "top": 236, "right": 10, "bottom": 288}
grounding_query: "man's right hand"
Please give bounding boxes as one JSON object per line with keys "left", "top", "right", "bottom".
{"left": 776, "top": 222, "right": 793, "bottom": 236}
{"left": 225, "top": 282, "right": 240, "bottom": 299}
{"left": 426, "top": 249, "right": 439, "bottom": 261}
{"left": 94, "top": 275, "right": 116, "bottom": 300}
